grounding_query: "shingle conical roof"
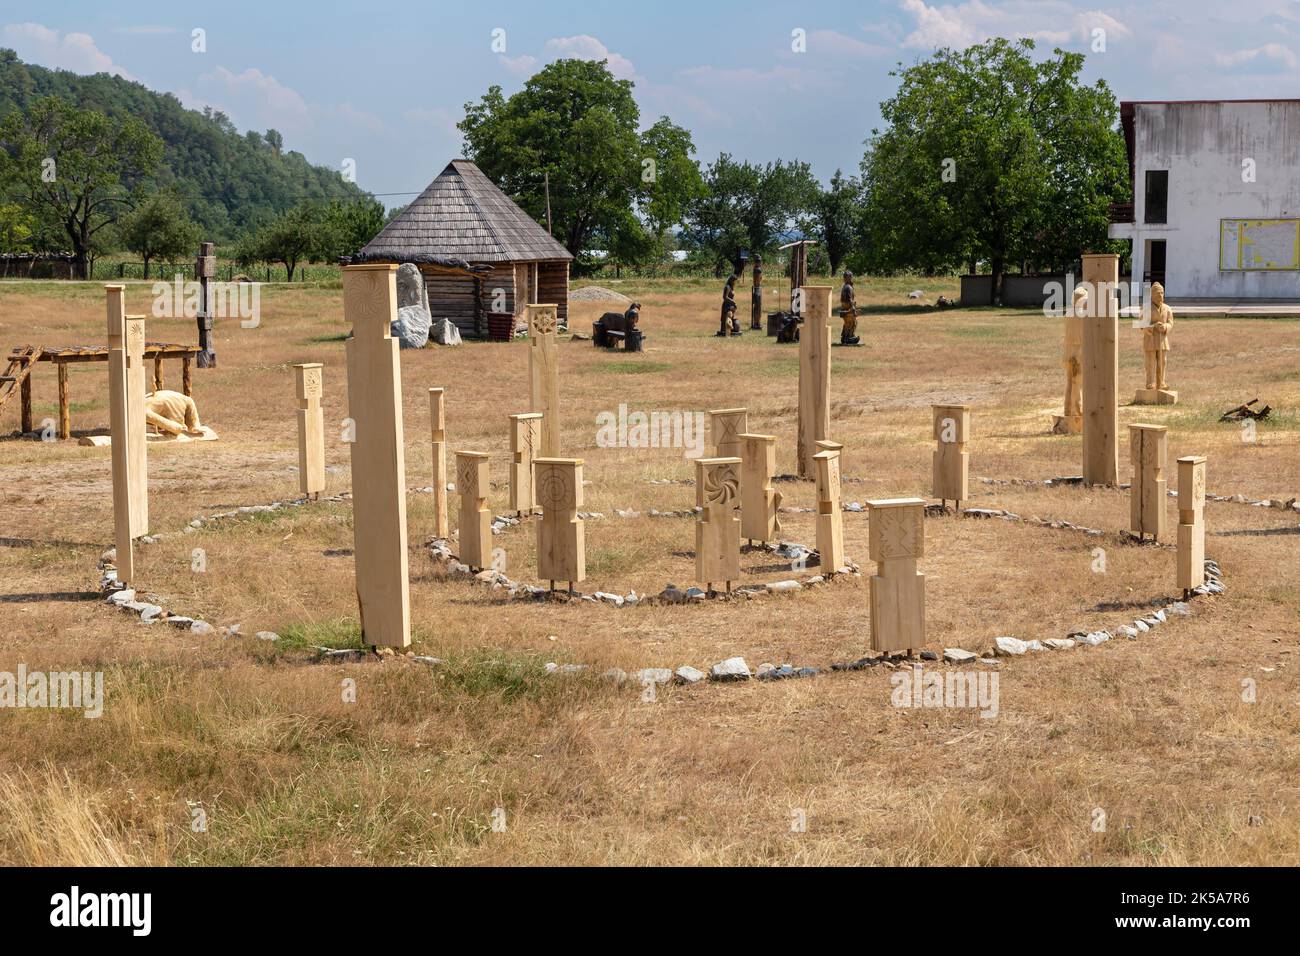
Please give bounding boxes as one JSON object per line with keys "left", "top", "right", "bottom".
{"left": 356, "top": 160, "right": 572, "bottom": 264}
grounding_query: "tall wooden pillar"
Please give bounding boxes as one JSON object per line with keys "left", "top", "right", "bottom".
{"left": 509, "top": 412, "right": 543, "bottom": 515}
{"left": 527, "top": 304, "right": 560, "bottom": 457}
{"left": 814, "top": 446, "right": 845, "bottom": 574}
{"left": 797, "top": 285, "right": 832, "bottom": 477}
{"left": 739, "top": 433, "right": 781, "bottom": 544}
{"left": 1082, "top": 253, "right": 1119, "bottom": 487}
{"left": 932, "top": 403, "right": 971, "bottom": 509}
{"left": 294, "top": 363, "right": 324, "bottom": 499}
{"left": 107, "top": 285, "right": 147, "bottom": 585}
{"left": 867, "top": 498, "right": 926, "bottom": 653}
{"left": 342, "top": 264, "right": 410, "bottom": 649}
{"left": 535, "top": 457, "right": 585, "bottom": 588}
{"left": 709, "top": 407, "right": 748, "bottom": 460}
{"left": 429, "top": 388, "right": 448, "bottom": 539}
{"left": 695, "top": 457, "right": 742, "bottom": 591}
{"left": 1177, "top": 455, "right": 1207, "bottom": 594}
{"left": 455, "top": 451, "right": 492, "bottom": 571}
{"left": 1129, "top": 423, "right": 1168, "bottom": 541}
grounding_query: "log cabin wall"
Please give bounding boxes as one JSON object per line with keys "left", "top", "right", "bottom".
{"left": 537, "top": 260, "right": 569, "bottom": 327}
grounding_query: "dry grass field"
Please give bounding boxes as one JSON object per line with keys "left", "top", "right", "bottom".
{"left": 0, "top": 273, "right": 1297, "bottom": 866}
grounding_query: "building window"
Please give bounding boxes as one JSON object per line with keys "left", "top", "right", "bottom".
{"left": 1144, "top": 170, "right": 1168, "bottom": 224}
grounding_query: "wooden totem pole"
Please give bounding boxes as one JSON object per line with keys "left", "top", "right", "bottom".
{"left": 509, "top": 412, "right": 543, "bottom": 516}
{"left": 867, "top": 498, "right": 926, "bottom": 654}
{"left": 1129, "top": 423, "right": 1168, "bottom": 541}
{"left": 797, "top": 285, "right": 832, "bottom": 477}
{"left": 294, "top": 363, "right": 324, "bottom": 500}
{"left": 695, "top": 457, "right": 742, "bottom": 591}
{"left": 535, "top": 457, "right": 585, "bottom": 590}
{"left": 527, "top": 304, "right": 561, "bottom": 457}
{"left": 455, "top": 451, "right": 492, "bottom": 571}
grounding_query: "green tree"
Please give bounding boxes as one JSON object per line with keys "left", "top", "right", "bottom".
{"left": 860, "top": 38, "right": 1127, "bottom": 301}
{"left": 0, "top": 95, "right": 162, "bottom": 277}
{"left": 636, "top": 117, "right": 704, "bottom": 263}
{"left": 459, "top": 59, "right": 646, "bottom": 258}
{"left": 118, "top": 191, "right": 198, "bottom": 278}
{"left": 0, "top": 201, "right": 34, "bottom": 251}
{"left": 251, "top": 202, "right": 323, "bottom": 280}
{"left": 314, "top": 197, "right": 386, "bottom": 262}
{"left": 805, "top": 169, "right": 860, "bottom": 276}
{"left": 683, "top": 154, "right": 819, "bottom": 275}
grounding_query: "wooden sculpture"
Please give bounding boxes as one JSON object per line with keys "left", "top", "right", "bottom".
{"left": 1129, "top": 423, "right": 1168, "bottom": 541}
{"left": 107, "top": 285, "right": 147, "bottom": 585}
{"left": 797, "top": 285, "right": 833, "bottom": 477}
{"left": 429, "top": 388, "right": 448, "bottom": 539}
{"left": 932, "top": 404, "right": 970, "bottom": 510}
{"left": 1081, "top": 254, "right": 1119, "bottom": 487}
{"left": 1053, "top": 285, "right": 1087, "bottom": 434}
{"left": 455, "top": 451, "right": 492, "bottom": 571}
{"left": 867, "top": 498, "right": 926, "bottom": 654}
{"left": 535, "top": 457, "right": 585, "bottom": 589}
{"left": 527, "top": 304, "right": 560, "bottom": 457}
{"left": 709, "top": 407, "right": 748, "bottom": 461}
{"left": 509, "top": 412, "right": 543, "bottom": 516}
{"left": 1177, "top": 455, "right": 1207, "bottom": 596}
{"left": 342, "top": 264, "right": 411, "bottom": 649}
{"left": 739, "top": 433, "right": 781, "bottom": 544}
{"left": 695, "top": 457, "right": 742, "bottom": 591}
{"left": 294, "top": 363, "right": 324, "bottom": 499}
{"left": 814, "top": 446, "right": 845, "bottom": 574}
{"left": 1135, "top": 282, "right": 1177, "bottom": 405}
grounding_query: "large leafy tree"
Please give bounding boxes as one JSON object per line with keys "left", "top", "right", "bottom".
{"left": 859, "top": 38, "right": 1127, "bottom": 301}
{"left": 805, "top": 169, "right": 861, "bottom": 276}
{"left": 459, "top": 59, "right": 646, "bottom": 259}
{"left": 118, "top": 191, "right": 199, "bottom": 278}
{"left": 683, "top": 154, "right": 819, "bottom": 275}
{"left": 314, "top": 197, "right": 386, "bottom": 262}
{"left": 0, "top": 95, "right": 162, "bottom": 277}
{"left": 636, "top": 117, "right": 704, "bottom": 262}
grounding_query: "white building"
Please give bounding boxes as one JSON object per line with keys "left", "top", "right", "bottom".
{"left": 1109, "top": 99, "right": 1300, "bottom": 300}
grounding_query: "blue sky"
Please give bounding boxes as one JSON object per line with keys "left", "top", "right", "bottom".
{"left": 5, "top": 1, "right": 1300, "bottom": 206}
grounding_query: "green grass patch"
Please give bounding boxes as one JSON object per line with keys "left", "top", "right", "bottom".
{"left": 276, "top": 618, "right": 363, "bottom": 651}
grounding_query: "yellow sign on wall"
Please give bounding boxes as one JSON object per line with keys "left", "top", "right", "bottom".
{"left": 1219, "top": 218, "right": 1300, "bottom": 271}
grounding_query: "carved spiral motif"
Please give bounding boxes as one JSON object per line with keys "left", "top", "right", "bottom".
{"left": 704, "top": 464, "right": 739, "bottom": 506}
{"left": 537, "top": 468, "right": 571, "bottom": 510}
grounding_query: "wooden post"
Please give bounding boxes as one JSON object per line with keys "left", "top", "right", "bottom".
{"left": 19, "top": 371, "right": 31, "bottom": 434}
{"left": 695, "top": 457, "right": 741, "bottom": 591}
{"left": 429, "top": 388, "right": 449, "bottom": 539}
{"left": 342, "top": 264, "right": 411, "bottom": 649}
{"left": 867, "top": 498, "right": 926, "bottom": 654}
{"left": 107, "top": 285, "right": 147, "bottom": 584}
{"left": 797, "top": 285, "right": 832, "bottom": 477}
{"left": 1129, "top": 423, "right": 1168, "bottom": 541}
{"left": 527, "top": 304, "right": 560, "bottom": 457}
{"left": 709, "top": 407, "right": 748, "bottom": 460}
{"left": 535, "top": 457, "right": 585, "bottom": 588}
{"left": 1082, "top": 254, "right": 1119, "bottom": 487}
{"left": 814, "top": 446, "right": 845, "bottom": 574}
{"left": 508, "top": 412, "right": 543, "bottom": 516}
{"left": 739, "top": 433, "right": 781, "bottom": 544}
{"left": 932, "top": 404, "right": 971, "bottom": 510}
{"left": 455, "top": 451, "right": 492, "bottom": 570}
{"left": 57, "top": 361, "right": 69, "bottom": 439}
{"left": 153, "top": 355, "right": 164, "bottom": 392}
{"left": 1177, "top": 455, "right": 1207, "bottom": 595}
{"left": 182, "top": 356, "right": 193, "bottom": 396}
{"left": 294, "top": 363, "right": 324, "bottom": 499}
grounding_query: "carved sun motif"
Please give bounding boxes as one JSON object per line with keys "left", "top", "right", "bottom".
{"left": 531, "top": 310, "right": 557, "bottom": 335}
{"left": 303, "top": 368, "right": 322, "bottom": 395}
{"left": 704, "top": 463, "right": 739, "bottom": 506}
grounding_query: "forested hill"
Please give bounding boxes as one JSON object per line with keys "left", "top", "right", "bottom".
{"left": 0, "top": 48, "right": 366, "bottom": 241}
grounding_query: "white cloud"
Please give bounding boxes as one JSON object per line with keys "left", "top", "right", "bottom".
{"left": 1214, "top": 42, "right": 1298, "bottom": 70}
{"left": 499, "top": 53, "right": 538, "bottom": 76}
{"left": 806, "top": 29, "right": 891, "bottom": 58}
{"left": 112, "top": 25, "right": 178, "bottom": 35}
{"left": 542, "top": 35, "right": 639, "bottom": 81}
{"left": 2, "top": 22, "right": 135, "bottom": 79}
{"left": 194, "top": 66, "right": 312, "bottom": 132}
{"left": 898, "top": 0, "right": 1130, "bottom": 50}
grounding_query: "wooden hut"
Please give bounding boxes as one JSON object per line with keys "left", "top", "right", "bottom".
{"left": 352, "top": 160, "right": 572, "bottom": 339}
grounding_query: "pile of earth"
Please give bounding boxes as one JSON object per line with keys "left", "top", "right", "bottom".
{"left": 570, "top": 285, "right": 632, "bottom": 304}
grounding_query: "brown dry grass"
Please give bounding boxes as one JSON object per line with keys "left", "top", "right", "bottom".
{"left": 0, "top": 274, "right": 1297, "bottom": 866}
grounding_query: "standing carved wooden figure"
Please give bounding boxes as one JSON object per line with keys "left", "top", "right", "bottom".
{"left": 107, "top": 285, "right": 148, "bottom": 585}
{"left": 527, "top": 304, "right": 561, "bottom": 457}
{"left": 455, "top": 451, "right": 492, "bottom": 571}
{"left": 294, "top": 363, "right": 324, "bottom": 499}
{"left": 429, "top": 388, "right": 449, "bottom": 539}
{"left": 932, "top": 404, "right": 970, "bottom": 510}
{"left": 1081, "top": 254, "right": 1120, "bottom": 487}
{"left": 867, "top": 498, "right": 926, "bottom": 654}
{"left": 695, "top": 457, "right": 742, "bottom": 591}
{"left": 1177, "top": 455, "right": 1207, "bottom": 596}
{"left": 739, "top": 433, "right": 781, "bottom": 544}
{"left": 342, "top": 264, "right": 410, "bottom": 649}
{"left": 797, "top": 286, "right": 833, "bottom": 477}
{"left": 814, "top": 447, "right": 845, "bottom": 574}
{"left": 509, "top": 412, "right": 543, "bottom": 515}
{"left": 1129, "top": 423, "right": 1168, "bottom": 541}
{"left": 535, "top": 457, "right": 585, "bottom": 589}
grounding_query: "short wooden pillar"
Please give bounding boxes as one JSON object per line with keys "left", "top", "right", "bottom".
{"left": 932, "top": 404, "right": 970, "bottom": 509}
{"left": 527, "top": 304, "right": 560, "bottom": 457}
{"left": 814, "top": 446, "right": 845, "bottom": 574}
{"left": 695, "top": 456, "right": 742, "bottom": 591}
{"left": 535, "top": 457, "right": 585, "bottom": 589}
{"left": 429, "top": 388, "right": 449, "bottom": 539}
{"left": 342, "top": 264, "right": 411, "bottom": 649}
{"left": 1177, "top": 455, "right": 1207, "bottom": 595}
{"left": 709, "top": 407, "right": 748, "bottom": 460}
{"left": 509, "top": 412, "right": 543, "bottom": 516}
{"left": 1129, "top": 423, "right": 1168, "bottom": 540}
{"left": 294, "top": 363, "right": 324, "bottom": 499}
{"left": 739, "top": 433, "right": 781, "bottom": 544}
{"left": 1082, "top": 253, "right": 1119, "bottom": 487}
{"left": 455, "top": 451, "right": 492, "bottom": 571}
{"left": 797, "top": 285, "right": 833, "bottom": 477}
{"left": 106, "top": 284, "right": 148, "bottom": 584}
{"left": 867, "top": 498, "right": 926, "bottom": 654}
{"left": 57, "top": 362, "right": 70, "bottom": 439}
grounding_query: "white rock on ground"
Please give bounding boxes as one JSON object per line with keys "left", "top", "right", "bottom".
{"left": 632, "top": 668, "right": 673, "bottom": 685}
{"left": 994, "top": 636, "right": 1029, "bottom": 656}
{"left": 710, "top": 657, "right": 751, "bottom": 681}
{"left": 766, "top": 580, "right": 801, "bottom": 593}
{"left": 674, "top": 666, "right": 706, "bottom": 684}
{"left": 943, "top": 648, "right": 978, "bottom": 663}
{"left": 1043, "top": 638, "right": 1076, "bottom": 650}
